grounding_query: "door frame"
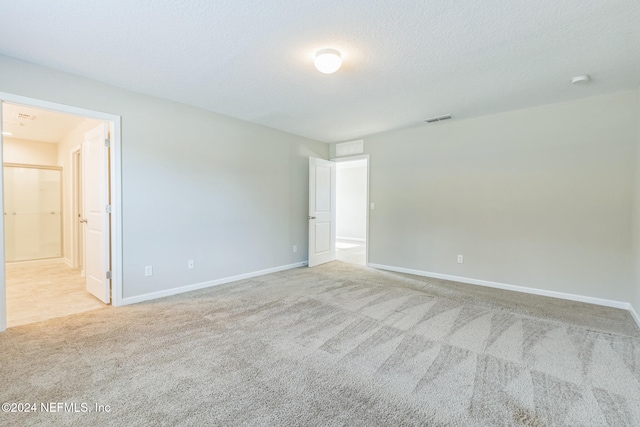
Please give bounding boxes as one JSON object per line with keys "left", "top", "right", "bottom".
{"left": 0, "top": 92, "right": 123, "bottom": 332}
{"left": 70, "top": 146, "right": 84, "bottom": 271}
{"left": 330, "top": 154, "right": 370, "bottom": 266}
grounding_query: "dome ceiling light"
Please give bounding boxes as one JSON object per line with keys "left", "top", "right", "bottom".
{"left": 314, "top": 49, "right": 342, "bottom": 74}
{"left": 571, "top": 75, "right": 591, "bottom": 84}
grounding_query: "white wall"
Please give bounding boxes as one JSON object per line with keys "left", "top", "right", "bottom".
{"left": 0, "top": 54, "right": 327, "bottom": 301}
{"left": 336, "top": 160, "right": 367, "bottom": 240}
{"left": 348, "top": 91, "right": 637, "bottom": 305}
{"left": 57, "top": 118, "right": 103, "bottom": 264}
{"left": 3, "top": 137, "right": 57, "bottom": 166}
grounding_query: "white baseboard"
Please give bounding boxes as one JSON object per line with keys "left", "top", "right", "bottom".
{"left": 6, "top": 257, "right": 66, "bottom": 267}
{"left": 63, "top": 257, "right": 72, "bottom": 268}
{"left": 629, "top": 305, "right": 640, "bottom": 329}
{"left": 368, "top": 263, "right": 632, "bottom": 311}
{"left": 121, "top": 261, "right": 308, "bottom": 306}
{"left": 336, "top": 236, "right": 366, "bottom": 242}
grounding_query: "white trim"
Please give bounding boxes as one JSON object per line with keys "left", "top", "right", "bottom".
{"left": 336, "top": 236, "right": 366, "bottom": 242}
{"left": 629, "top": 304, "right": 640, "bottom": 329}
{"left": 63, "top": 258, "right": 73, "bottom": 268}
{"left": 6, "top": 257, "right": 66, "bottom": 267}
{"left": 0, "top": 93, "right": 119, "bottom": 122}
{"left": 109, "top": 118, "right": 123, "bottom": 307}
{"left": 331, "top": 154, "right": 369, "bottom": 163}
{"left": 330, "top": 154, "right": 370, "bottom": 266}
{"left": 0, "top": 105, "right": 5, "bottom": 332}
{"left": 70, "top": 145, "right": 82, "bottom": 269}
{"left": 121, "top": 262, "right": 308, "bottom": 306}
{"left": 0, "top": 93, "right": 123, "bottom": 333}
{"left": 369, "top": 263, "right": 633, "bottom": 310}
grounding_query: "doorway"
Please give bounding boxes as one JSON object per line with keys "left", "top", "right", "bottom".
{"left": 335, "top": 157, "right": 368, "bottom": 266}
{"left": 0, "top": 94, "right": 122, "bottom": 331}
{"left": 307, "top": 155, "right": 370, "bottom": 268}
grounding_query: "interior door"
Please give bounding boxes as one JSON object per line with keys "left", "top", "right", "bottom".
{"left": 82, "top": 123, "right": 110, "bottom": 303}
{"left": 308, "top": 157, "right": 336, "bottom": 267}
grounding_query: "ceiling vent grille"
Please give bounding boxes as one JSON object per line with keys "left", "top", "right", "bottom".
{"left": 335, "top": 140, "right": 364, "bottom": 157}
{"left": 424, "top": 114, "right": 452, "bottom": 123}
{"left": 14, "top": 112, "right": 36, "bottom": 121}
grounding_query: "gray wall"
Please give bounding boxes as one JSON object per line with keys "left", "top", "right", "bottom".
{"left": 354, "top": 91, "right": 637, "bottom": 304}
{"left": 633, "top": 85, "right": 640, "bottom": 315}
{"left": 0, "top": 55, "right": 327, "bottom": 300}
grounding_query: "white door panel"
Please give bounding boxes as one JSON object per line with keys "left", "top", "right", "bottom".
{"left": 315, "top": 166, "right": 331, "bottom": 211}
{"left": 315, "top": 222, "right": 331, "bottom": 253}
{"left": 83, "top": 123, "right": 110, "bottom": 303}
{"left": 308, "top": 157, "right": 336, "bottom": 267}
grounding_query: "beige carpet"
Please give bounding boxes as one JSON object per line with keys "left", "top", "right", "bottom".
{"left": 336, "top": 238, "right": 366, "bottom": 266}
{"left": 1, "top": 261, "right": 639, "bottom": 426}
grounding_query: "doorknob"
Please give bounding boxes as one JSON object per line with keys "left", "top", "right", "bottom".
{"left": 79, "top": 218, "right": 88, "bottom": 223}
{"left": 308, "top": 216, "right": 316, "bottom": 220}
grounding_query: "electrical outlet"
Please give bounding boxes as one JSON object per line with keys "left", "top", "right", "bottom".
{"left": 188, "top": 259, "right": 194, "bottom": 269}
{"left": 293, "top": 245, "right": 297, "bottom": 253}
{"left": 457, "top": 255, "right": 463, "bottom": 264}
{"left": 370, "top": 202, "right": 375, "bottom": 210}
{"left": 144, "top": 265, "right": 153, "bottom": 276}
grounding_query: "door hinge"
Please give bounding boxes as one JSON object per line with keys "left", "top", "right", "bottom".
{"left": 106, "top": 271, "right": 112, "bottom": 280}
{"left": 105, "top": 138, "right": 111, "bottom": 148}
{"left": 105, "top": 204, "right": 112, "bottom": 214}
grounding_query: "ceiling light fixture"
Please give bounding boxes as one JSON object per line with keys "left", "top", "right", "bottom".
{"left": 571, "top": 75, "right": 590, "bottom": 84}
{"left": 2, "top": 131, "right": 12, "bottom": 136}
{"left": 314, "top": 49, "right": 342, "bottom": 74}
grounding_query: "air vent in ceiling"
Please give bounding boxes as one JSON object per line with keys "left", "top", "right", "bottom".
{"left": 335, "top": 139, "right": 364, "bottom": 157}
{"left": 14, "top": 112, "right": 36, "bottom": 121}
{"left": 424, "top": 114, "right": 452, "bottom": 123}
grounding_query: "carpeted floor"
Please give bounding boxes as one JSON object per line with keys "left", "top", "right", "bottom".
{"left": 1, "top": 261, "right": 639, "bottom": 426}
{"left": 336, "top": 238, "right": 366, "bottom": 266}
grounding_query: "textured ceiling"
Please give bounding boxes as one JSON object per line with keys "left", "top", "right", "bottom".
{"left": 0, "top": 0, "right": 638, "bottom": 143}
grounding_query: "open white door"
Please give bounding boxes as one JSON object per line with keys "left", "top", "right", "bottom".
{"left": 308, "top": 157, "right": 336, "bottom": 267}
{"left": 82, "top": 123, "right": 110, "bottom": 303}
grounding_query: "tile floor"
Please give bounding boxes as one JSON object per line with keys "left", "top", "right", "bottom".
{"left": 5, "top": 259, "right": 107, "bottom": 328}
